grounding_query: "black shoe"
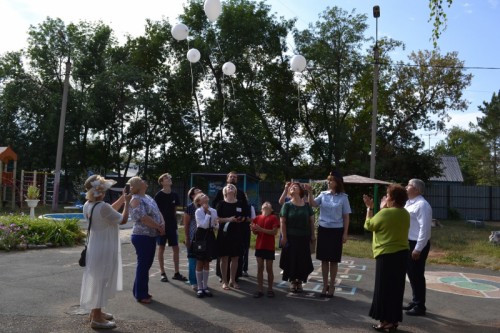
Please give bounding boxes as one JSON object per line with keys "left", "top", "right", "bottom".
{"left": 402, "top": 302, "right": 416, "bottom": 311}
{"left": 160, "top": 273, "right": 169, "bottom": 282}
{"left": 406, "top": 307, "right": 426, "bottom": 316}
{"left": 172, "top": 272, "right": 188, "bottom": 281}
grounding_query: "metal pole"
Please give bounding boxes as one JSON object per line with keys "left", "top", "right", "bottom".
{"left": 52, "top": 59, "right": 71, "bottom": 211}
{"left": 370, "top": 6, "right": 380, "bottom": 179}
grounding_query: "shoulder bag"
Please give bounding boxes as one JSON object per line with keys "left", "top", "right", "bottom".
{"left": 79, "top": 202, "right": 102, "bottom": 267}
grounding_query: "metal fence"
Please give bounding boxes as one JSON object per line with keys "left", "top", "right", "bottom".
{"left": 426, "top": 184, "right": 500, "bottom": 221}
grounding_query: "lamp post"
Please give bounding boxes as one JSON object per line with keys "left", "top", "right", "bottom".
{"left": 52, "top": 33, "right": 71, "bottom": 211}
{"left": 369, "top": 5, "right": 380, "bottom": 179}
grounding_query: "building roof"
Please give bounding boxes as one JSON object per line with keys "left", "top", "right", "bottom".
{"left": 311, "top": 175, "right": 391, "bottom": 185}
{"left": 430, "top": 156, "right": 464, "bottom": 183}
{"left": 0, "top": 146, "right": 17, "bottom": 163}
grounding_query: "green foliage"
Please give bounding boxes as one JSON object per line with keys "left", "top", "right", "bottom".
{"left": 0, "top": 215, "right": 85, "bottom": 251}
{"left": 26, "top": 184, "right": 41, "bottom": 199}
{"left": 447, "top": 207, "right": 461, "bottom": 220}
{"left": 429, "top": 0, "right": 453, "bottom": 47}
{"left": 0, "top": 221, "right": 27, "bottom": 251}
{"left": 0, "top": 1, "right": 471, "bottom": 184}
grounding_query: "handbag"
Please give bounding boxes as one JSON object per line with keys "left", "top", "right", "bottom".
{"left": 192, "top": 239, "right": 207, "bottom": 253}
{"left": 191, "top": 225, "right": 211, "bottom": 254}
{"left": 79, "top": 202, "right": 102, "bottom": 267}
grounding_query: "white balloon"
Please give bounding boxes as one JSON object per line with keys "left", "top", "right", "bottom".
{"left": 187, "top": 48, "right": 201, "bottom": 63}
{"left": 290, "top": 55, "right": 307, "bottom": 72}
{"left": 222, "top": 62, "right": 236, "bottom": 76}
{"left": 171, "top": 23, "right": 189, "bottom": 41}
{"left": 204, "top": 0, "right": 222, "bottom": 22}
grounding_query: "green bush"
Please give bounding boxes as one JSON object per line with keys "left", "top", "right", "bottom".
{"left": 448, "top": 208, "right": 461, "bottom": 220}
{"left": 0, "top": 215, "right": 85, "bottom": 251}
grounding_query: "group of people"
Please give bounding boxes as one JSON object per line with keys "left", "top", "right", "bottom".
{"left": 78, "top": 171, "right": 432, "bottom": 332}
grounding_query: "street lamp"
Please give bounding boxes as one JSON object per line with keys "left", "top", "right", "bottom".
{"left": 52, "top": 32, "right": 71, "bottom": 211}
{"left": 369, "top": 5, "right": 380, "bottom": 179}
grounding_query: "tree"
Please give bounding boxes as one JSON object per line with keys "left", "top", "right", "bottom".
{"left": 474, "top": 90, "right": 500, "bottom": 184}
{"left": 293, "top": 6, "right": 369, "bottom": 173}
{"left": 373, "top": 49, "right": 471, "bottom": 181}
{"left": 434, "top": 127, "right": 489, "bottom": 184}
{"left": 177, "top": 0, "right": 300, "bottom": 179}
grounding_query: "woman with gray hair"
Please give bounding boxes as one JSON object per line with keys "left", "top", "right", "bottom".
{"left": 80, "top": 175, "right": 130, "bottom": 329}
{"left": 128, "top": 176, "right": 165, "bottom": 304}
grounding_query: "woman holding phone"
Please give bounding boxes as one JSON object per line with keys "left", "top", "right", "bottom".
{"left": 216, "top": 184, "right": 250, "bottom": 290}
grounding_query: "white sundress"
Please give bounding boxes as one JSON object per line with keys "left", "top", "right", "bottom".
{"left": 80, "top": 201, "right": 123, "bottom": 310}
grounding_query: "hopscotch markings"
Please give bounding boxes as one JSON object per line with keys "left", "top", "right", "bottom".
{"left": 276, "top": 258, "right": 364, "bottom": 300}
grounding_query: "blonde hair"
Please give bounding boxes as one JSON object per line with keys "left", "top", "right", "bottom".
{"left": 223, "top": 184, "right": 237, "bottom": 197}
{"left": 193, "top": 193, "right": 207, "bottom": 207}
{"left": 127, "top": 176, "right": 143, "bottom": 194}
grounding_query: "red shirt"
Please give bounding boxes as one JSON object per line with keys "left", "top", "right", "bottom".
{"left": 254, "top": 214, "right": 280, "bottom": 251}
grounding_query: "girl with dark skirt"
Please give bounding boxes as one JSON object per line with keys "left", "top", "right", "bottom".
{"left": 363, "top": 184, "right": 410, "bottom": 332}
{"left": 193, "top": 193, "right": 218, "bottom": 298}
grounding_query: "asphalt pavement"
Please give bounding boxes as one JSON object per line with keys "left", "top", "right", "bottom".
{"left": 0, "top": 225, "right": 499, "bottom": 333}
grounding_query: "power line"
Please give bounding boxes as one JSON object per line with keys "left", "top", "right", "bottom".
{"left": 381, "top": 62, "right": 500, "bottom": 71}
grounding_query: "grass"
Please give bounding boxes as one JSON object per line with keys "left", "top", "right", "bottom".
{"left": 179, "top": 220, "right": 500, "bottom": 270}
{"left": 344, "top": 220, "right": 500, "bottom": 271}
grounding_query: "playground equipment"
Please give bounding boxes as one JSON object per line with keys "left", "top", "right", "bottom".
{"left": 0, "top": 146, "right": 18, "bottom": 209}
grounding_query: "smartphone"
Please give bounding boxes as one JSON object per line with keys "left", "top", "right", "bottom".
{"left": 125, "top": 184, "right": 130, "bottom": 194}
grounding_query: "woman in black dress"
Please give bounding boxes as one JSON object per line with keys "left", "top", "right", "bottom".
{"left": 216, "top": 184, "right": 250, "bottom": 290}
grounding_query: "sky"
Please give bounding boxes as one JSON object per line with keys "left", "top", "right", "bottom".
{"left": 1, "top": 0, "right": 499, "bottom": 150}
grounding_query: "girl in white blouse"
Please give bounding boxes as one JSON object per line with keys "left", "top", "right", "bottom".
{"left": 193, "top": 193, "right": 218, "bottom": 297}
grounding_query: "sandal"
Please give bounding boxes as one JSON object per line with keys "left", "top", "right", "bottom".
{"left": 253, "top": 291, "right": 264, "bottom": 298}
{"left": 138, "top": 298, "right": 152, "bottom": 304}
{"left": 222, "top": 283, "right": 230, "bottom": 290}
{"left": 229, "top": 281, "right": 240, "bottom": 289}
{"left": 267, "top": 290, "right": 275, "bottom": 298}
{"left": 372, "top": 322, "right": 398, "bottom": 332}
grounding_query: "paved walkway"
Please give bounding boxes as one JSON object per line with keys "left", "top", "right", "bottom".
{"left": 0, "top": 227, "right": 499, "bottom": 332}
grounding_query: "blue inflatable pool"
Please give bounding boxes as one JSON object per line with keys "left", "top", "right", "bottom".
{"left": 41, "top": 213, "right": 85, "bottom": 220}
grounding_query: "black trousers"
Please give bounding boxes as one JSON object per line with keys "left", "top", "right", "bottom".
{"left": 407, "top": 240, "right": 430, "bottom": 310}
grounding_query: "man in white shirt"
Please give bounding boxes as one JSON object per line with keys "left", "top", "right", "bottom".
{"left": 404, "top": 179, "right": 432, "bottom": 316}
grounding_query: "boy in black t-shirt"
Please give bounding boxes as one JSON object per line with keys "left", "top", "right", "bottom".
{"left": 154, "top": 173, "right": 187, "bottom": 282}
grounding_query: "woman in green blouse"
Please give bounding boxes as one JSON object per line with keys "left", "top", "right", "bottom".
{"left": 279, "top": 182, "right": 315, "bottom": 293}
{"left": 363, "top": 184, "right": 410, "bottom": 332}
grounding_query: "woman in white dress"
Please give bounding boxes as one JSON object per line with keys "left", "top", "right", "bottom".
{"left": 80, "top": 175, "right": 130, "bottom": 329}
